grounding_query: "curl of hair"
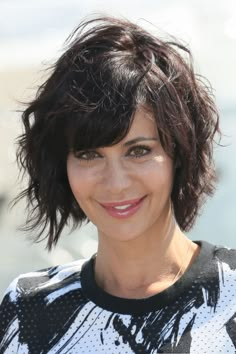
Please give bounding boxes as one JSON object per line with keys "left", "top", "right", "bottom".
{"left": 13, "top": 15, "right": 220, "bottom": 250}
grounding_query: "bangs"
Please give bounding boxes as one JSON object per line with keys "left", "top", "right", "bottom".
{"left": 64, "top": 56, "right": 150, "bottom": 152}
{"left": 14, "top": 16, "right": 220, "bottom": 250}
{"left": 66, "top": 108, "right": 134, "bottom": 152}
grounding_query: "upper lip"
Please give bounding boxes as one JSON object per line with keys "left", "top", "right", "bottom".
{"left": 99, "top": 197, "right": 145, "bottom": 208}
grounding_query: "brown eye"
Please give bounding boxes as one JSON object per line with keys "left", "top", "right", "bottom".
{"left": 74, "top": 150, "right": 100, "bottom": 161}
{"left": 128, "top": 146, "right": 151, "bottom": 158}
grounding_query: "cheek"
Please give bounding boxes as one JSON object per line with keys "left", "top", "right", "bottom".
{"left": 139, "top": 158, "right": 174, "bottom": 189}
{"left": 67, "top": 161, "right": 84, "bottom": 199}
{"left": 67, "top": 161, "right": 98, "bottom": 202}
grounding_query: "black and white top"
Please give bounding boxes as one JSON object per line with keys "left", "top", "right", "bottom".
{"left": 0, "top": 240, "right": 236, "bottom": 353}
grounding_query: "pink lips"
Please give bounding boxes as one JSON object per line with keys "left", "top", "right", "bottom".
{"left": 99, "top": 197, "right": 146, "bottom": 219}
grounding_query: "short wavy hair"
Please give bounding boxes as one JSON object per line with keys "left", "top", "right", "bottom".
{"left": 15, "top": 16, "right": 220, "bottom": 250}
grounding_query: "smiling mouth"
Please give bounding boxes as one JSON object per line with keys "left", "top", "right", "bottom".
{"left": 99, "top": 196, "right": 146, "bottom": 219}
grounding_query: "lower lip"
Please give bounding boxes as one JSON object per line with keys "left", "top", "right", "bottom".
{"left": 101, "top": 197, "right": 146, "bottom": 219}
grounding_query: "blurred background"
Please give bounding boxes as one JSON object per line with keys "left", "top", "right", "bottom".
{"left": 0, "top": 0, "right": 236, "bottom": 298}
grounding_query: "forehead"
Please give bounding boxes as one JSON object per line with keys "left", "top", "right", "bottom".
{"left": 65, "top": 104, "right": 159, "bottom": 153}
{"left": 124, "top": 107, "right": 158, "bottom": 140}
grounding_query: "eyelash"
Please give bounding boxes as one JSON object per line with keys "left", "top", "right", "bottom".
{"left": 74, "top": 145, "right": 152, "bottom": 161}
{"left": 128, "top": 145, "right": 151, "bottom": 158}
{"left": 74, "top": 150, "right": 100, "bottom": 161}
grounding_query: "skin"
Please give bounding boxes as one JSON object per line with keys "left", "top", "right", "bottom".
{"left": 67, "top": 107, "right": 200, "bottom": 299}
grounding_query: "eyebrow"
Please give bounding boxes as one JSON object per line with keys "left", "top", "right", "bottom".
{"left": 123, "top": 137, "right": 158, "bottom": 147}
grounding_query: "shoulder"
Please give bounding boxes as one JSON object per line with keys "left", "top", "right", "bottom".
{"left": 187, "top": 241, "right": 236, "bottom": 296}
{"left": 0, "top": 258, "right": 89, "bottom": 348}
{"left": 1, "top": 258, "right": 88, "bottom": 304}
{"left": 212, "top": 243, "right": 236, "bottom": 271}
{"left": 211, "top": 243, "right": 236, "bottom": 283}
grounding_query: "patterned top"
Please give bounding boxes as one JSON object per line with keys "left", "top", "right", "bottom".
{"left": 0, "top": 240, "right": 236, "bottom": 353}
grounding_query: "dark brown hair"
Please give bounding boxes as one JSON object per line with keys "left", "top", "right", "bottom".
{"left": 15, "top": 16, "right": 220, "bottom": 250}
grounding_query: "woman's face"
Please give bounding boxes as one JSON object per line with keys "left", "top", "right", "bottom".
{"left": 67, "top": 107, "right": 174, "bottom": 242}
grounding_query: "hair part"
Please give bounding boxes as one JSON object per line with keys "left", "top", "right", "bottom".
{"left": 14, "top": 15, "right": 220, "bottom": 250}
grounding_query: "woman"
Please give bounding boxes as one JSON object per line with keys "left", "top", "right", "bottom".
{"left": 0, "top": 16, "right": 235, "bottom": 353}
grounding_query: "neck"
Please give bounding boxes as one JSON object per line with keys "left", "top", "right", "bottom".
{"left": 94, "top": 219, "right": 199, "bottom": 299}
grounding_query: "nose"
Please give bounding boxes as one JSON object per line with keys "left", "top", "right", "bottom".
{"left": 101, "top": 159, "right": 132, "bottom": 195}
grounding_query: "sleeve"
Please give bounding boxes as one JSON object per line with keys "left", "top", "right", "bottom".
{"left": 0, "top": 278, "right": 21, "bottom": 353}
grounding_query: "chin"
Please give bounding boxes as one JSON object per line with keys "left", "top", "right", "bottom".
{"left": 98, "top": 224, "right": 148, "bottom": 243}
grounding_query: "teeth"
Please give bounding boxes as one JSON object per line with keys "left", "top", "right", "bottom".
{"left": 113, "top": 204, "right": 132, "bottom": 210}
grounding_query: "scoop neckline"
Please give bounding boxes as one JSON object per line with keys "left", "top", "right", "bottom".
{"left": 80, "top": 240, "right": 215, "bottom": 315}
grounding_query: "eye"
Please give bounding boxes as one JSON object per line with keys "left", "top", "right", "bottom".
{"left": 74, "top": 150, "right": 100, "bottom": 161}
{"left": 128, "top": 145, "right": 151, "bottom": 158}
